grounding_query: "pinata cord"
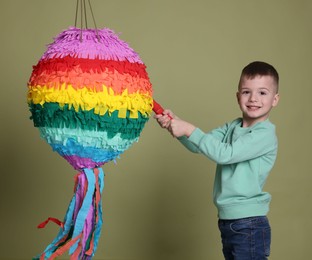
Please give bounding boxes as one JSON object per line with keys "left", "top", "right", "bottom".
{"left": 34, "top": 167, "right": 104, "bottom": 260}
{"left": 75, "top": 0, "right": 100, "bottom": 42}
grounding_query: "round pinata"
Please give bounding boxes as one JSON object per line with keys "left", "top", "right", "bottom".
{"left": 27, "top": 27, "right": 153, "bottom": 259}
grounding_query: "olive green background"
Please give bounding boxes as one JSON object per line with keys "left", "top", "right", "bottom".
{"left": 0, "top": 0, "right": 311, "bottom": 259}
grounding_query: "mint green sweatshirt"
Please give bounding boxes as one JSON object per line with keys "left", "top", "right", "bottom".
{"left": 178, "top": 118, "right": 278, "bottom": 219}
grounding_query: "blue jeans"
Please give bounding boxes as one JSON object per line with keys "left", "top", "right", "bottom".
{"left": 218, "top": 216, "right": 271, "bottom": 260}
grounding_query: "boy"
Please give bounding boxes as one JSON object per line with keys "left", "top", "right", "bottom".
{"left": 155, "top": 61, "right": 280, "bottom": 259}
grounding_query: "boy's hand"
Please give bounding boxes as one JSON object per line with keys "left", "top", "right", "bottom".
{"left": 154, "top": 109, "right": 196, "bottom": 138}
{"left": 154, "top": 109, "right": 175, "bottom": 129}
{"left": 169, "top": 118, "right": 196, "bottom": 138}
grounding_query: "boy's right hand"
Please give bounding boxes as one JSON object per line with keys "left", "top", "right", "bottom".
{"left": 154, "top": 109, "right": 175, "bottom": 129}
{"left": 154, "top": 109, "right": 196, "bottom": 138}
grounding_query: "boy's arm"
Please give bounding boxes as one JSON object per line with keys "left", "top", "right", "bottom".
{"left": 177, "top": 122, "right": 230, "bottom": 153}
{"left": 177, "top": 135, "right": 200, "bottom": 153}
{"left": 188, "top": 125, "right": 277, "bottom": 164}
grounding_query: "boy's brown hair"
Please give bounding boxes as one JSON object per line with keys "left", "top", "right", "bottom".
{"left": 239, "top": 61, "right": 279, "bottom": 93}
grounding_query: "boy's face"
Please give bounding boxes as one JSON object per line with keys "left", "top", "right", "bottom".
{"left": 237, "top": 75, "right": 279, "bottom": 127}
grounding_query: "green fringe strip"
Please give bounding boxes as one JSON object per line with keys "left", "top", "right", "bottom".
{"left": 29, "top": 102, "right": 149, "bottom": 139}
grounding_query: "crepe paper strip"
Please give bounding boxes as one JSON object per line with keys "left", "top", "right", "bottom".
{"left": 30, "top": 103, "right": 150, "bottom": 138}
{"left": 31, "top": 57, "right": 149, "bottom": 81}
{"left": 63, "top": 156, "right": 106, "bottom": 171}
{"left": 39, "top": 130, "right": 138, "bottom": 170}
{"left": 90, "top": 168, "right": 104, "bottom": 256}
{"left": 27, "top": 85, "right": 152, "bottom": 117}
{"left": 41, "top": 27, "right": 143, "bottom": 63}
{"left": 153, "top": 100, "right": 173, "bottom": 119}
{"left": 69, "top": 168, "right": 95, "bottom": 253}
{"left": 84, "top": 168, "right": 104, "bottom": 256}
{"left": 33, "top": 184, "right": 78, "bottom": 259}
{"left": 34, "top": 168, "right": 104, "bottom": 259}
{"left": 152, "top": 100, "right": 164, "bottom": 115}
{"left": 29, "top": 58, "right": 152, "bottom": 94}
{"left": 37, "top": 217, "right": 64, "bottom": 229}
{"left": 39, "top": 234, "right": 82, "bottom": 260}
{"left": 51, "top": 137, "right": 122, "bottom": 159}
{"left": 29, "top": 72, "right": 152, "bottom": 97}
{"left": 40, "top": 127, "right": 139, "bottom": 151}
{"left": 69, "top": 168, "right": 104, "bottom": 257}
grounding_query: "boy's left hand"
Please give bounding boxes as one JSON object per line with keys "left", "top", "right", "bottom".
{"left": 169, "top": 118, "right": 196, "bottom": 138}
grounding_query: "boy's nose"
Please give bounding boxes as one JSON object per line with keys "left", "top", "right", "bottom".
{"left": 249, "top": 93, "right": 258, "bottom": 102}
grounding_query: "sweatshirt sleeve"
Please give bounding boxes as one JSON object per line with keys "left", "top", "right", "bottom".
{"left": 186, "top": 123, "right": 277, "bottom": 164}
{"left": 177, "top": 122, "right": 230, "bottom": 153}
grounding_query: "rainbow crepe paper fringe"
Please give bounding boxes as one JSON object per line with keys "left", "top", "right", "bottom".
{"left": 28, "top": 27, "right": 153, "bottom": 259}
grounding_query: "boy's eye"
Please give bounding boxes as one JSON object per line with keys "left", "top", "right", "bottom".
{"left": 260, "top": 91, "right": 267, "bottom": 95}
{"left": 242, "top": 91, "right": 250, "bottom": 94}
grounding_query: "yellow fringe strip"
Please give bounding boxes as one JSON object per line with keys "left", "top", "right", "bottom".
{"left": 28, "top": 84, "right": 153, "bottom": 118}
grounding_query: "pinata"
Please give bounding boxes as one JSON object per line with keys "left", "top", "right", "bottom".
{"left": 27, "top": 25, "right": 157, "bottom": 259}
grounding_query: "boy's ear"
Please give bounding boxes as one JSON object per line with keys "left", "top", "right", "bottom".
{"left": 272, "top": 93, "right": 280, "bottom": 107}
{"left": 236, "top": 92, "right": 240, "bottom": 103}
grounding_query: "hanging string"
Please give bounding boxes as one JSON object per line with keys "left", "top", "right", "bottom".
{"left": 74, "top": 0, "right": 101, "bottom": 43}
{"left": 83, "top": 0, "right": 88, "bottom": 29}
{"left": 74, "top": 0, "right": 79, "bottom": 27}
{"left": 88, "top": 0, "right": 100, "bottom": 42}
{"left": 80, "top": 0, "right": 83, "bottom": 42}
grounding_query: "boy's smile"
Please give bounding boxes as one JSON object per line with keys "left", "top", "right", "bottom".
{"left": 237, "top": 75, "right": 279, "bottom": 127}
